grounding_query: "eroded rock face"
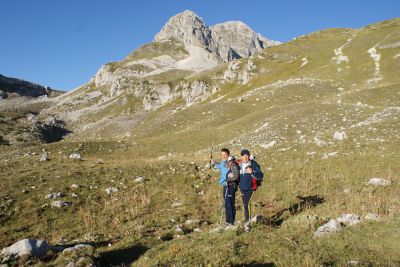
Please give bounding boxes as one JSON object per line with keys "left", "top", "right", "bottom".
{"left": 143, "top": 84, "right": 174, "bottom": 110}
{"left": 211, "top": 21, "right": 280, "bottom": 61}
{"left": 154, "top": 10, "right": 279, "bottom": 62}
{"left": 154, "top": 10, "right": 212, "bottom": 49}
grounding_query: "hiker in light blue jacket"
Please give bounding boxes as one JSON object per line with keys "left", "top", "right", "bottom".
{"left": 211, "top": 148, "right": 240, "bottom": 226}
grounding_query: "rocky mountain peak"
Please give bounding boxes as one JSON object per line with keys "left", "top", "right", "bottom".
{"left": 153, "top": 10, "right": 212, "bottom": 48}
{"left": 153, "top": 10, "right": 280, "bottom": 62}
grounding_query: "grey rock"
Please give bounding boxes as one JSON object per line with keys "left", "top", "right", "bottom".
{"left": 51, "top": 201, "right": 72, "bottom": 208}
{"left": 1, "top": 239, "right": 49, "bottom": 257}
{"left": 134, "top": 176, "right": 146, "bottom": 183}
{"left": 105, "top": 187, "right": 118, "bottom": 194}
{"left": 171, "top": 202, "right": 183, "bottom": 208}
{"left": 154, "top": 10, "right": 279, "bottom": 63}
{"left": 40, "top": 151, "right": 49, "bottom": 161}
{"left": 334, "top": 131, "right": 348, "bottom": 141}
{"left": 210, "top": 21, "right": 280, "bottom": 61}
{"left": 368, "top": 178, "right": 391, "bottom": 186}
{"left": 62, "top": 244, "right": 93, "bottom": 255}
{"left": 69, "top": 152, "right": 82, "bottom": 160}
{"left": 313, "top": 219, "right": 342, "bottom": 238}
{"left": 336, "top": 214, "right": 361, "bottom": 226}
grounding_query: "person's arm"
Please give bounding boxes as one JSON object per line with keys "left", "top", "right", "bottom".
{"left": 214, "top": 161, "right": 222, "bottom": 170}
{"left": 227, "top": 163, "right": 240, "bottom": 182}
{"left": 252, "top": 161, "right": 264, "bottom": 179}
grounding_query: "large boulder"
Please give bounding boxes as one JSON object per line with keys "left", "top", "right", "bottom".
{"left": 1, "top": 239, "right": 50, "bottom": 257}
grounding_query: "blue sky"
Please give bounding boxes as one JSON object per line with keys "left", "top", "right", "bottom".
{"left": 1, "top": 0, "right": 399, "bottom": 91}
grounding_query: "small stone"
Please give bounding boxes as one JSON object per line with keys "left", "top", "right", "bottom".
{"left": 334, "top": 131, "right": 348, "bottom": 141}
{"left": 174, "top": 226, "right": 184, "bottom": 233}
{"left": 71, "top": 193, "right": 78, "bottom": 198}
{"left": 51, "top": 201, "right": 72, "bottom": 208}
{"left": 134, "top": 176, "right": 146, "bottom": 183}
{"left": 171, "top": 202, "right": 183, "bottom": 208}
{"left": 69, "top": 152, "right": 82, "bottom": 160}
{"left": 40, "top": 152, "right": 49, "bottom": 161}
{"left": 368, "top": 178, "right": 391, "bottom": 186}
{"left": 105, "top": 187, "right": 119, "bottom": 194}
{"left": 71, "top": 184, "right": 79, "bottom": 189}
{"left": 260, "top": 140, "right": 277, "bottom": 149}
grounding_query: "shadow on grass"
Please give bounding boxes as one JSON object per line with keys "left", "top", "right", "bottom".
{"left": 98, "top": 243, "right": 148, "bottom": 266}
{"left": 264, "top": 195, "right": 325, "bottom": 227}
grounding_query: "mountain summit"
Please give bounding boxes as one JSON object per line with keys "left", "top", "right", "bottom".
{"left": 154, "top": 10, "right": 280, "bottom": 62}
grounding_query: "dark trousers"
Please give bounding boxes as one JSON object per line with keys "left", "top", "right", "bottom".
{"left": 223, "top": 183, "right": 236, "bottom": 224}
{"left": 241, "top": 190, "right": 255, "bottom": 223}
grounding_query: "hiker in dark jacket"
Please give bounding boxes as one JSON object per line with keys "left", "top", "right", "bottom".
{"left": 211, "top": 148, "right": 240, "bottom": 227}
{"left": 239, "top": 149, "right": 263, "bottom": 231}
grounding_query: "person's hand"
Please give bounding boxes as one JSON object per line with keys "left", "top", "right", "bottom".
{"left": 228, "top": 173, "right": 234, "bottom": 178}
{"left": 210, "top": 159, "right": 216, "bottom": 165}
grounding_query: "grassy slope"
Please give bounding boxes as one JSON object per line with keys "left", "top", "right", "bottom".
{"left": 0, "top": 18, "right": 400, "bottom": 266}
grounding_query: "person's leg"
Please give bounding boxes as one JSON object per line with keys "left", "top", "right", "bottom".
{"left": 224, "top": 185, "right": 233, "bottom": 224}
{"left": 230, "top": 184, "right": 236, "bottom": 224}
{"left": 247, "top": 190, "right": 255, "bottom": 223}
{"left": 225, "top": 184, "right": 235, "bottom": 224}
{"left": 242, "top": 190, "right": 254, "bottom": 223}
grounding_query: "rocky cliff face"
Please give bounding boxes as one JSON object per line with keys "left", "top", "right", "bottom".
{"left": 154, "top": 10, "right": 280, "bottom": 62}
{"left": 0, "top": 74, "right": 63, "bottom": 99}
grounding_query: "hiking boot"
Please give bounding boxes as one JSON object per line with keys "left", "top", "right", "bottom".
{"left": 244, "top": 225, "right": 251, "bottom": 232}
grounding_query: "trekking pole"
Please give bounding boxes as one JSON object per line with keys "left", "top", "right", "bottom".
{"left": 209, "top": 110, "right": 215, "bottom": 169}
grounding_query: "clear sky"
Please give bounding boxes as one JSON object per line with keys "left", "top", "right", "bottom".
{"left": 1, "top": 0, "right": 399, "bottom": 91}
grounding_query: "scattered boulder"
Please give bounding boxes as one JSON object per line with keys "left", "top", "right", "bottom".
{"left": 334, "top": 131, "right": 348, "bottom": 141}
{"left": 1, "top": 239, "right": 50, "bottom": 257}
{"left": 336, "top": 214, "right": 361, "bottom": 226}
{"left": 313, "top": 214, "right": 362, "bottom": 238}
{"left": 69, "top": 152, "right": 82, "bottom": 160}
{"left": 313, "top": 219, "right": 342, "bottom": 238}
{"left": 105, "top": 187, "right": 119, "bottom": 194}
{"left": 51, "top": 201, "right": 72, "bottom": 208}
{"left": 58, "top": 244, "right": 97, "bottom": 267}
{"left": 368, "top": 178, "right": 391, "bottom": 186}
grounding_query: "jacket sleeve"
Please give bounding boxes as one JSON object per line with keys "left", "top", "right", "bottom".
{"left": 214, "top": 162, "right": 222, "bottom": 170}
{"left": 252, "top": 161, "right": 264, "bottom": 180}
{"left": 227, "top": 163, "right": 240, "bottom": 182}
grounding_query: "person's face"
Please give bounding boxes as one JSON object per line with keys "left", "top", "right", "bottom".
{"left": 220, "top": 151, "right": 229, "bottom": 161}
{"left": 241, "top": 154, "right": 249, "bottom": 163}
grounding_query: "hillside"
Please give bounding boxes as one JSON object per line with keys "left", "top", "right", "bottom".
{"left": 0, "top": 12, "right": 399, "bottom": 266}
